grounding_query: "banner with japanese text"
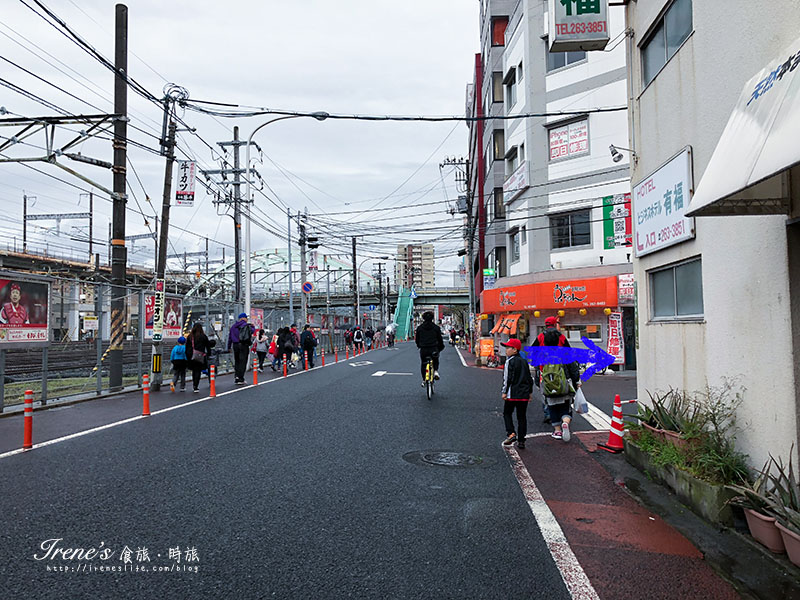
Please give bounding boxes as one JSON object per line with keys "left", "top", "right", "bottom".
{"left": 144, "top": 290, "right": 182, "bottom": 340}
{"left": 607, "top": 311, "right": 624, "bottom": 364}
{"left": 548, "top": 0, "right": 610, "bottom": 52}
{"left": 175, "top": 161, "right": 196, "bottom": 207}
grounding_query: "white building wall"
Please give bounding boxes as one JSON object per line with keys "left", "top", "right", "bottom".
{"left": 627, "top": 0, "right": 800, "bottom": 468}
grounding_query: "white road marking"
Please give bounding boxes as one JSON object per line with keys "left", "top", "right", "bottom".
{"left": 0, "top": 344, "right": 378, "bottom": 460}
{"left": 349, "top": 360, "right": 373, "bottom": 367}
{"left": 456, "top": 347, "right": 468, "bottom": 367}
{"left": 580, "top": 401, "right": 612, "bottom": 431}
{"left": 505, "top": 441, "right": 601, "bottom": 600}
{"left": 372, "top": 371, "right": 387, "bottom": 377}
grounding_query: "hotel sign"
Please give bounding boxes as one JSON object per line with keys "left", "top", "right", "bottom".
{"left": 548, "top": 0, "right": 610, "bottom": 53}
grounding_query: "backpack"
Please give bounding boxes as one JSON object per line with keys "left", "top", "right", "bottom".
{"left": 354, "top": 330, "right": 363, "bottom": 343}
{"left": 541, "top": 363, "right": 571, "bottom": 397}
{"left": 238, "top": 323, "right": 252, "bottom": 346}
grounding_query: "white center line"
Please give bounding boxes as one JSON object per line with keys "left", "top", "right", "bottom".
{"left": 456, "top": 347, "right": 468, "bottom": 367}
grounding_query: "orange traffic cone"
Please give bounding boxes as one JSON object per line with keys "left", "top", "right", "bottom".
{"left": 597, "top": 394, "right": 625, "bottom": 453}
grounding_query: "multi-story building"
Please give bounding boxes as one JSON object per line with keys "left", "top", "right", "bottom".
{"left": 469, "top": 0, "right": 635, "bottom": 368}
{"left": 625, "top": 0, "right": 800, "bottom": 466}
{"left": 395, "top": 244, "right": 435, "bottom": 290}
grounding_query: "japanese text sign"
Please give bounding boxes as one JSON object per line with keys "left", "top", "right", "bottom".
{"left": 633, "top": 148, "right": 695, "bottom": 257}
{"left": 548, "top": 0, "right": 610, "bottom": 53}
{"left": 0, "top": 277, "right": 49, "bottom": 346}
{"left": 144, "top": 285, "right": 182, "bottom": 341}
{"left": 607, "top": 311, "right": 624, "bottom": 364}
{"left": 549, "top": 120, "right": 588, "bottom": 161}
{"left": 602, "top": 193, "right": 632, "bottom": 249}
{"left": 175, "top": 161, "right": 196, "bottom": 207}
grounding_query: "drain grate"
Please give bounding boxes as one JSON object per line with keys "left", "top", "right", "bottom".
{"left": 403, "top": 451, "right": 496, "bottom": 468}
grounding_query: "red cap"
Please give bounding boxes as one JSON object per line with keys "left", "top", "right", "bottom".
{"left": 9, "top": 283, "right": 20, "bottom": 292}
{"left": 500, "top": 338, "right": 522, "bottom": 351}
{"left": 545, "top": 316, "right": 559, "bottom": 327}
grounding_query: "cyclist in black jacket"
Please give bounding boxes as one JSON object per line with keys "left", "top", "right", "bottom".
{"left": 415, "top": 311, "right": 445, "bottom": 383}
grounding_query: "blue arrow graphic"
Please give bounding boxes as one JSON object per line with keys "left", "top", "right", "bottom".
{"left": 521, "top": 337, "right": 615, "bottom": 382}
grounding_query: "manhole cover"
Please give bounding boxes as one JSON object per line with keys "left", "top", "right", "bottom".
{"left": 403, "top": 451, "right": 496, "bottom": 468}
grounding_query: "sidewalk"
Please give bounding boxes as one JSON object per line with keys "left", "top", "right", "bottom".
{"left": 513, "top": 431, "right": 800, "bottom": 600}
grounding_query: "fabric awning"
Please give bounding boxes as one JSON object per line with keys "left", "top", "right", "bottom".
{"left": 490, "top": 313, "right": 522, "bottom": 335}
{"left": 687, "top": 34, "right": 800, "bottom": 217}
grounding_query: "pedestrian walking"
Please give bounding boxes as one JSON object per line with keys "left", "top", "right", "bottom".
{"left": 290, "top": 323, "right": 301, "bottom": 367}
{"left": 186, "top": 323, "right": 213, "bottom": 393}
{"left": 533, "top": 316, "right": 580, "bottom": 441}
{"left": 277, "top": 326, "right": 294, "bottom": 371}
{"left": 353, "top": 326, "right": 365, "bottom": 352}
{"left": 300, "top": 324, "right": 317, "bottom": 369}
{"left": 268, "top": 332, "right": 280, "bottom": 371}
{"left": 344, "top": 328, "right": 353, "bottom": 351}
{"left": 255, "top": 328, "right": 269, "bottom": 372}
{"left": 365, "top": 327, "right": 374, "bottom": 350}
{"left": 228, "top": 313, "right": 254, "bottom": 384}
{"left": 499, "top": 338, "right": 534, "bottom": 449}
{"left": 169, "top": 335, "right": 188, "bottom": 392}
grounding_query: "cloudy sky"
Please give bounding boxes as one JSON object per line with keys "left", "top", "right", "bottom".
{"left": 0, "top": 0, "right": 479, "bottom": 285}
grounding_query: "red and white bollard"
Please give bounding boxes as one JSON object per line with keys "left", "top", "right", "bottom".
{"left": 346, "top": 347, "right": 349, "bottom": 360}
{"left": 304, "top": 351, "right": 309, "bottom": 370}
{"left": 283, "top": 359, "right": 288, "bottom": 377}
{"left": 142, "top": 373, "right": 151, "bottom": 416}
{"left": 253, "top": 357, "right": 258, "bottom": 385}
{"left": 335, "top": 348, "right": 338, "bottom": 363}
{"left": 22, "top": 389, "right": 33, "bottom": 450}
{"left": 321, "top": 349, "right": 325, "bottom": 367}
{"left": 209, "top": 364, "right": 216, "bottom": 397}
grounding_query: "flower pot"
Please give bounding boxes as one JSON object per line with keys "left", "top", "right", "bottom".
{"left": 641, "top": 422, "right": 666, "bottom": 442}
{"left": 743, "top": 508, "right": 785, "bottom": 554}
{"left": 775, "top": 521, "right": 800, "bottom": 567}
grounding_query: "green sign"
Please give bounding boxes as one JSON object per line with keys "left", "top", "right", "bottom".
{"left": 602, "top": 194, "right": 632, "bottom": 250}
{"left": 483, "top": 268, "right": 496, "bottom": 276}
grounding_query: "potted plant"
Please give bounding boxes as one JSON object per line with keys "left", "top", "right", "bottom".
{"left": 728, "top": 462, "right": 785, "bottom": 554}
{"left": 765, "top": 449, "right": 800, "bottom": 566}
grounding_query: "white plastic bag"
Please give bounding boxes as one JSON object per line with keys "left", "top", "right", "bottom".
{"left": 574, "top": 387, "right": 589, "bottom": 414}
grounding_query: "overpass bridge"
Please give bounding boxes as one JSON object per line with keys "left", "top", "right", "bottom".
{"left": 242, "top": 287, "right": 470, "bottom": 311}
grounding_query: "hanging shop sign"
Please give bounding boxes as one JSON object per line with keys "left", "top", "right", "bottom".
{"left": 632, "top": 147, "right": 695, "bottom": 257}
{"left": 481, "top": 276, "right": 618, "bottom": 313}
{"left": 617, "top": 274, "right": 635, "bottom": 304}
{"left": 0, "top": 276, "right": 50, "bottom": 347}
{"left": 603, "top": 193, "right": 632, "bottom": 249}
{"left": 308, "top": 251, "right": 318, "bottom": 271}
{"left": 607, "top": 311, "right": 624, "bottom": 364}
{"left": 548, "top": 0, "right": 610, "bottom": 53}
{"left": 503, "top": 160, "right": 529, "bottom": 203}
{"left": 175, "top": 161, "right": 197, "bottom": 207}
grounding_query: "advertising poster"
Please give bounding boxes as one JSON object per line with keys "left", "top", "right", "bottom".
{"left": 0, "top": 278, "right": 49, "bottom": 345}
{"left": 617, "top": 274, "right": 635, "bottom": 304}
{"left": 603, "top": 193, "right": 632, "bottom": 249}
{"left": 175, "top": 161, "right": 197, "bottom": 207}
{"left": 607, "top": 311, "right": 624, "bottom": 365}
{"left": 144, "top": 294, "right": 183, "bottom": 340}
{"left": 250, "top": 308, "right": 264, "bottom": 332}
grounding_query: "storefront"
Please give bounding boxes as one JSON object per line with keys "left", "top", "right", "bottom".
{"left": 480, "top": 273, "right": 636, "bottom": 370}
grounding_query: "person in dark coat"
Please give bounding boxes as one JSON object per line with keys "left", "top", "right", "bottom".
{"left": 277, "top": 327, "right": 294, "bottom": 370}
{"left": 185, "top": 323, "right": 212, "bottom": 393}
{"left": 414, "top": 311, "right": 445, "bottom": 382}
{"left": 500, "top": 338, "right": 534, "bottom": 449}
{"left": 533, "top": 316, "right": 580, "bottom": 441}
{"left": 299, "top": 324, "right": 317, "bottom": 369}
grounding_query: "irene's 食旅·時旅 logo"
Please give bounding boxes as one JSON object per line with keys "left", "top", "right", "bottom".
{"left": 33, "top": 538, "right": 200, "bottom": 574}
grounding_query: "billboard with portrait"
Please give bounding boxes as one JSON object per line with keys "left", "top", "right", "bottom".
{"left": 0, "top": 276, "right": 50, "bottom": 346}
{"left": 144, "top": 295, "right": 183, "bottom": 340}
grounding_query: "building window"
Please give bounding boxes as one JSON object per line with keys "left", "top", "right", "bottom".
{"left": 641, "top": 0, "right": 693, "bottom": 86}
{"left": 505, "top": 146, "right": 519, "bottom": 175}
{"left": 492, "top": 16, "right": 508, "bottom": 46}
{"left": 487, "top": 195, "right": 494, "bottom": 222}
{"left": 521, "top": 225, "right": 527, "bottom": 245}
{"left": 546, "top": 44, "right": 586, "bottom": 72}
{"left": 510, "top": 230, "right": 521, "bottom": 263}
{"left": 493, "top": 129, "right": 505, "bottom": 161}
{"left": 492, "top": 72, "right": 503, "bottom": 103}
{"left": 496, "top": 246, "right": 507, "bottom": 277}
{"left": 518, "top": 61, "right": 523, "bottom": 81}
{"left": 550, "top": 209, "right": 591, "bottom": 249}
{"left": 650, "top": 258, "right": 704, "bottom": 319}
{"left": 494, "top": 187, "right": 505, "bottom": 218}
{"left": 548, "top": 119, "right": 589, "bottom": 161}
{"left": 504, "top": 68, "right": 516, "bottom": 108}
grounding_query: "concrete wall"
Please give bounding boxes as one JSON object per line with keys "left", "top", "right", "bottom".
{"left": 627, "top": 0, "right": 800, "bottom": 468}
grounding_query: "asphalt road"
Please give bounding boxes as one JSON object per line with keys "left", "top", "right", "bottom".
{"left": 0, "top": 342, "right": 599, "bottom": 599}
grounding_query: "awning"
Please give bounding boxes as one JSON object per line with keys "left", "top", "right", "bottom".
{"left": 490, "top": 313, "right": 522, "bottom": 335}
{"left": 687, "top": 35, "right": 800, "bottom": 217}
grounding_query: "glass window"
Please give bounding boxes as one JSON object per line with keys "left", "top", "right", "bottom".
{"left": 510, "top": 231, "right": 520, "bottom": 263}
{"left": 494, "top": 187, "right": 505, "bottom": 218}
{"left": 521, "top": 225, "right": 527, "bottom": 245}
{"left": 550, "top": 209, "right": 591, "bottom": 249}
{"left": 493, "top": 129, "right": 505, "bottom": 160}
{"left": 492, "top": 72, "right": 503, "bottom": 103}
{"left": 547, "top": 48, "right": 586, "bottom": 72}
{"left": 650, "top": 258, "right": 703, "bottom": 319}
{"left": 556, "top": 323, "right": 602, "bottom": 342}
{"left": 641, "top": 0, "right": 692, "bottom": 87}
{"left": 492, "top": 16, "right": 508, "bottom": 46}
{"left": 518, "top": 62, "right": 523, "bottom": 81}
{"left": 504, "top": 69, "right": 516, "bottom": 108}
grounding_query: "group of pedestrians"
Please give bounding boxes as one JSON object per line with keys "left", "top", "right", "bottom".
{"left": 168, "top": 322, "right": 216, "bottom": 393}
{"left": 501, "top": 315, "right": 581, "bottom": 449}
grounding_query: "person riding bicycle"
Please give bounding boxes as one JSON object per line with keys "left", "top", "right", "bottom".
{"left": 415, "top": 311, "right": 445, "bottom": 384}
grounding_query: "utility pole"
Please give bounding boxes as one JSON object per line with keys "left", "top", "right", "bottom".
{"left": 299, "top": 215, "right": 308, "bottom": 326}
{"left": 22, "top": 193, "right": 28, "bottom": 253}
{"left": 150, "top": 119, "right": 177, "bottom": 391}
{"left": 287, "top": 208, "right": 294, "bottom": 324}
{"left": 109, "top": 3, "right": 128, "bottom": 390}
{"left": 88, "top": 191, "right": 93, "bottom": 262}
{"left": 377, "top": 262, "right": 384, "bottom": 329}
{"left": 232, "top": 127, "right": 243, "bottom": 306}
{"left": 351, "top": 236, "right": 357, "bottom": 325}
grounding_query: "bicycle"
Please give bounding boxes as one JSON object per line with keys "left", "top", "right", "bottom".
{"left": 423, "top": 356, "right": 436, "bottom": 400}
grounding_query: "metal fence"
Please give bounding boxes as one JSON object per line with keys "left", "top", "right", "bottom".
{"left": 0, "top": 275, "right": 360, "bottom": 411}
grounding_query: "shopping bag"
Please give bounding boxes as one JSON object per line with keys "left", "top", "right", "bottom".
{"left": 574, "top": 387, "right": 589, "bottom": 414}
